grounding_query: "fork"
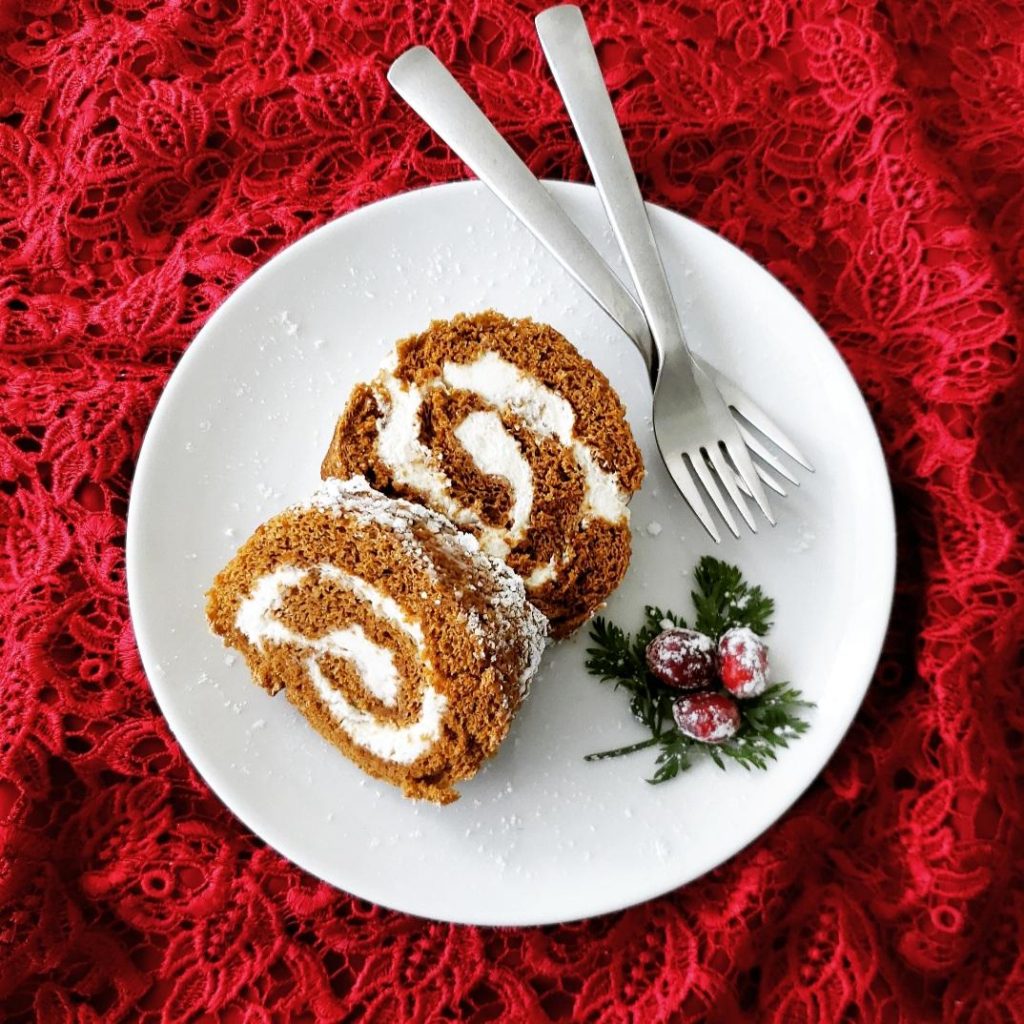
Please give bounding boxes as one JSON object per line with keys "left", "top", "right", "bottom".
{"left": 534, "top": 5, "right": 781, "bottom": 540}
{"left": 388, "top": 45, "right": 811, "bottom": 540}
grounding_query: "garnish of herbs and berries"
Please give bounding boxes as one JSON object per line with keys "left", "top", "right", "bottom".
{"left": 585, "top": 557, "right": 814, "bottom": 784}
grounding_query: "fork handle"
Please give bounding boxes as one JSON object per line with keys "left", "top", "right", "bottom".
{"left": 535, "top": 6, "right": 699, "bottom": 394}
{"left": 387, "top": 46, "right": 656, "bottom": 376}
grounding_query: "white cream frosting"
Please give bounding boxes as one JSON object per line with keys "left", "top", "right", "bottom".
{"left": 454, "top": 410, "right": 533, "bottom": 558}
{"left": 441, "top": 353, "right": 628, "bottom": 524}
{"left": 442, "top": 352, "right": 576, "bottom": 441}
{"left": 524, "top": 558, "right": 558, "bottom": 588}
{"left": 375, "top": 373, "right": 454, "bottom": 516}
{"left": 235, "top": 564, "right": 446, "bottom": 764}
{"left": 306, "top": 658, "right": 447, "bottom": 765}
{"left": 370, "top": 351, "right": 630, "bottom": 586}
{"left": 573, "top": 443, "right": 628, "bottom": 522}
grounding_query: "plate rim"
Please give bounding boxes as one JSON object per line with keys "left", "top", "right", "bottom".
{"left": 126, "top": 178, "right": 896, "bottom": 926}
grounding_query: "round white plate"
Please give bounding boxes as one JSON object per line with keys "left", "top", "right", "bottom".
{"left": 127, "top": 180, "right": 894, "bottom": 926}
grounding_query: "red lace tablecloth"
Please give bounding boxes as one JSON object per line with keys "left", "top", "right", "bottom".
{"left": 2, "top": 0, "right": 1022, "bottom": 1019}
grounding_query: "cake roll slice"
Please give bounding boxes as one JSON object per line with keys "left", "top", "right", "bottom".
{"left": 322, "top": 311, "right": 645, "bottom": 637}
{"left": 206, "top": 477, "right": 548, "bottom": 804}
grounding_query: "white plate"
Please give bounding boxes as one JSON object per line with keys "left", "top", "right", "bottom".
{"left": 127, "top": 180, "right": 894, "bottom": 926}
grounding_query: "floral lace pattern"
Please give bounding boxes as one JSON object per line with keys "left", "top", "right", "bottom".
{"left": 2, "top": 0, "right": 1022, "bottom": 1019}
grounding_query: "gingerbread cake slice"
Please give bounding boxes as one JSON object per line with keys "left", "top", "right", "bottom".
{"left": 321, "top": 311, "right": 644, "bottom": 637}
{"left": 206, "top": 476, "right": 548, "bottom": 804}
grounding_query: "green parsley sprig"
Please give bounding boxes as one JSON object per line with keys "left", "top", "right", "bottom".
{"left": 584, "top": 556, "right": 813, "bottom": 784}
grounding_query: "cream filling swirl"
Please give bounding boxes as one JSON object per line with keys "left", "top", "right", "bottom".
{"left": 235, "top": 565, "right": 446, "bottom": 764}
{"left": 372, "top": 352, "right": 630, "bottom": 576}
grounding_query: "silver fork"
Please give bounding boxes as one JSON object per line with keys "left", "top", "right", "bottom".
{"left": 388, "top": 46, "right": 811, "bottom": 540}
{"left": 535, "top": 5, "right": 778, "bottom": 540}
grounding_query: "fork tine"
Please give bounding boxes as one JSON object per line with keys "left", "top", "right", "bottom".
{"left": 689, "top": 452, "right": 741, "bottom": 539}
{"left": 725, "top": 440, "right": 775, "bottom": 526}
{"left": 756, "top": 464, "right": 787, "bottom": 496}
{"left": 726, "top": 392, "right": 813, "bottom": 471}
{"left": 708, "top": 446, "right": 756, "bottom": 532}
{"left": 662, "top": 451, "right": 721, "bottom": 544}
{"left": 735, "top": 465, "right": 788, "bottom": 498}
{"left": 736, "top": 422, "right": 799, "bottom": 485}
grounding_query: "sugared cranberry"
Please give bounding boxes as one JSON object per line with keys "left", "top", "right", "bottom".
{"left": 645, "top": 628, "right": 716, "bottom": 689}
{"left": 718, "top": 626, "right": 769, "bottom": 699}
{"left": 672, "top": 692, "right": 741, "bottom": 744}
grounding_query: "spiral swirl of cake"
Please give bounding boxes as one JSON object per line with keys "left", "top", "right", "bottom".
{"left": 322, "top": 311, "right": 645, "bottom": 637}
{"left": 206, "top": 477, "right": 548, "bottom": 804}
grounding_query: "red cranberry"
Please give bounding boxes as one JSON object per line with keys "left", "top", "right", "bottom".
{"left": 672, "top": 692, "right": 741, "bottom": 744}
{"left": 718, "top": 627, "right": 769, "bottom": 699}
{"left": 645, "top": 628, "right": 716, "bottom": 689}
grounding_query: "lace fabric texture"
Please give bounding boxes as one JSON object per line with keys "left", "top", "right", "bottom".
{"left": 2, "top": 0, "right": 1022, "bottom": 1019}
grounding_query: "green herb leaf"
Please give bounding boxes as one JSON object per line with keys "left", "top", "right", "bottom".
{"left": 692, "top": 556, "right": 774, "bottom": 638}
{"left": 584, "top": 617, "right": 641, "bottom": 681}
{"left": 646, "top": 733, "right": 694, "bottom": 785}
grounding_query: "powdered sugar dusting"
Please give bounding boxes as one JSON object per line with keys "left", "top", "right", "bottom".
{"left": 302, "top": 477, "right": 548, "bottom": 700}
{"left": 698, "top": 703, "right": 737, "bottom": 742}
{"left": 305, "top": 475, "right": 450, "bottom": 578}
